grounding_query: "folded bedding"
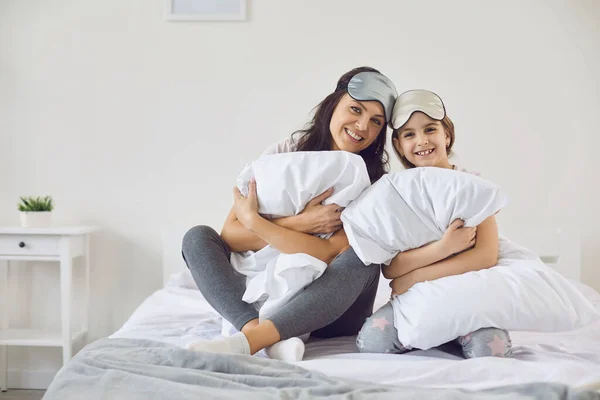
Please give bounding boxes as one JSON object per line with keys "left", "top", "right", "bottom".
{"left": 43, "top": 338, "right": 600, "bottom": 400}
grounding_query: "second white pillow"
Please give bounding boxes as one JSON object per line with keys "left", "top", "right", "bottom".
{"left": 341, "top": 167, "right": 507, "bottom": 265}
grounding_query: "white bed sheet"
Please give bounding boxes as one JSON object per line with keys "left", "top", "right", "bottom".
{"left": 110, "top": 278, "right": 600, "bottom": 391}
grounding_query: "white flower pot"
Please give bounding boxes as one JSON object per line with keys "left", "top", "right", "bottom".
{"left": 20, "top": 211, "right": 52, "bottom": 228}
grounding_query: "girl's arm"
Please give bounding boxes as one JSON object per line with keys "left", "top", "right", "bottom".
{"left": 382, "top": 241, "right": 449, "bottom": 279}
{"left": 382, "top": 219, "right": 477, "bottom": 279}
{"left": 391, "top": 215, "right": 499, "bottom": 295}
{"left": 231, "top": 180, "right": 350, "bottom": 264}
{"left": 221, "top": 188, "right": 343, "bottom": 253}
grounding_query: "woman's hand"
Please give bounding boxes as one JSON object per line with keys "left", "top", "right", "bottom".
{"left": 298, "top": 188, "right": 343, "bottom": 235}
{"left": 440, "top": 219, "right": 477, "bottom": 257}
{"left": 233, "top": 179, "right": 262, "bottom": 230}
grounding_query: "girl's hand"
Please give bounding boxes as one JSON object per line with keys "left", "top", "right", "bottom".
{"left": 233, "top": 179, "right": 261, "bottom": 230}
{"left": 440, "top": 219, "right": 477, "bottom": 256}
{"left": 298, "top": 188, "right": 343, "bottom": 235}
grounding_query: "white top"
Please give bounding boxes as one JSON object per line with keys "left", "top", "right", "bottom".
{"left": 0, "top": 226, "right": 98, "bottom": 235}
{"left": 453, "top": 164, "right": 480, "bottom": 176}
{"left": 259, "top": 136, "right": 299, "bottom": 157}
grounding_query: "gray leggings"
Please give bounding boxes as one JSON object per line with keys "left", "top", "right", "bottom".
{"left": 181, "top": 225, "right": 380, "bottom": 340}
{"left": 357, "top": 302, "right": 513, "bottom": 358}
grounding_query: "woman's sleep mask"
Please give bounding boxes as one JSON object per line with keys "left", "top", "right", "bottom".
{"left": 342, "top": 72, "right": 398, "bottom": 123}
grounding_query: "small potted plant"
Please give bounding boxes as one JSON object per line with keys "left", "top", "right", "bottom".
{"left": 18, "top": 196, "right": 54, "bottom": 228}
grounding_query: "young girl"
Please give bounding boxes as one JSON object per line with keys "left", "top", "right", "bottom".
{"left": 182, "top": 67, "right": 398, "bottom": 361}
{"left": 356, "top": 90, "right": 512, "bottom": 358}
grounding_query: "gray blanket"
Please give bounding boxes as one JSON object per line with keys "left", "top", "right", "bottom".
{"left": 43, "top": 338, "right": 599, "bottom": 400}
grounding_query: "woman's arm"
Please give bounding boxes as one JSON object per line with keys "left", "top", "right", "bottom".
{"left": 221, "top": 188, "right": 343, "bottom": 253}
{"left": 246, "top": 217, "right": 350, "bottom": 264}
{"left": 231, "top": 180, "right": 350, "bottom": 263}
{"left": 390, "top": 215, "right": 498, "bottom": 295}
{"left": 382, "top": 219, "right": 477, "bottom": 279}
{"left": 220, "top": 208, "right": 268, "bottom": 252}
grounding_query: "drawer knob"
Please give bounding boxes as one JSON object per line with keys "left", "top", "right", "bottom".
{"left": 18, "top": 242, "right": 25, "bottom": 248}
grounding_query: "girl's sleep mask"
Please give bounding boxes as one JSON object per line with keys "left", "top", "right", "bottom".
{"left": 391, "top": 89, "right": 446, "bottom": 130}
{"left": 343, "top": 72, "right": 398, "bottom": 123}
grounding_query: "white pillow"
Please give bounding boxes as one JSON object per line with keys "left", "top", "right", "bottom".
{"left": 166, "top": 270, "right": 198, "bottom": 290}
{"left": 341, "top": 167, "right": 507, "bottom": 265}
{"left": 392, "top": 248, "right": 600, "bottom": 349}
{"left": 238, "top": 151, "right": 371, "bottom": 219}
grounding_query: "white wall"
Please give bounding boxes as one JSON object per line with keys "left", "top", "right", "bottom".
{"left": 0, "top": 0, "right": 598, "bottom": 388}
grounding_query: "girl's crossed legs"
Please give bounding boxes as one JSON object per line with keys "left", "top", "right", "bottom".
{"left": 357, "top": 302, "right": 512, "bottom": 358}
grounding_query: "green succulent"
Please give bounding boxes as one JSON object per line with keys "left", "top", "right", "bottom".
{"left": 17, "top": 196, "right": 54, "bottom": 212}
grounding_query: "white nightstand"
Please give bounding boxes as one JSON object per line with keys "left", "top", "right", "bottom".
{"left": 0, "top": 226, "right": 97, "bottom": 391}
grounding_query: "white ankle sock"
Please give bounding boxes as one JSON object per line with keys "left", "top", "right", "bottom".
{"left": 266, "top": 337, "right": 305, "bottom": 362}
{"left": 187, "top": 332, "right": 251, "bottom": 355}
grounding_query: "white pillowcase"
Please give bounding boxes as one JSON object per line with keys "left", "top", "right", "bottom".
{"left": 341, "top": 167, "right": 600, "bottom": 349}
{"left": 391, "top": 245, "right": 600, "bottom": 349}
{"left": 237, "top": 151, "right": 371, "bottom": 219}
{"left": 341, "top": 167, "right": 507, "bottom": 265}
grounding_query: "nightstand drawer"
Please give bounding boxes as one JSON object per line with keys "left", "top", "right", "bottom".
{"left": 0, "top": 235, "right": 60, "bottom": 256}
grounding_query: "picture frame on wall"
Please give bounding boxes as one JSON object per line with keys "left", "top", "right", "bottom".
{"left": 165, "top": 0, "right": 247, "bottom": 21}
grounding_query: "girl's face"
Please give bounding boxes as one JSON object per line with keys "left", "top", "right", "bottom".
{"left": 393, "top": 112, "right": 452, "bottom": 169}
{"left": 329, "top": 93, "right": 385, "bottom": 153}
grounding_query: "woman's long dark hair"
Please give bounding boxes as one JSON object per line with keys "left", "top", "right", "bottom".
{"left": 293, "top": 66, "right": 389, "bottom": 183}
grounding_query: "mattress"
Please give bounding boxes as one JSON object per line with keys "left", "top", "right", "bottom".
{"left": 110, "top": 274, "right": 600, "bottom": 390}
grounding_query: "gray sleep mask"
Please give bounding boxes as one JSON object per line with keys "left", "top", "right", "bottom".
{"left": 391, "top": 90, "right": 446, "bottom": 130}
{"left": 346, "top": 72, "right": 397, "bottom": 123}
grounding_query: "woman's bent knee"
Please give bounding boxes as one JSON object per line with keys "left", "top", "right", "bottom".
{"left": 181, "top": 225, "right": 227, "bottom": 269}
{"left": 182, "top": 225, "right": 217, "bottom": 252}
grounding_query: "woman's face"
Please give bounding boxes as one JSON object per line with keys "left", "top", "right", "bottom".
{"left": 329, "top": 93, "right": 385, "bottom": 153}
{"left": 392, "top": 112, "right": 452, "bottom": 168}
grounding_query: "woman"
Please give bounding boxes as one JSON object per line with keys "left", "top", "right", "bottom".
{"left": 182, "top": 66, "right": 397, "bottom": 361}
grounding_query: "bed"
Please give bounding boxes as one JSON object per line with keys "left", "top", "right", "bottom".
{"left": 41, "top": 228, "right": 600, "bottom": 399}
